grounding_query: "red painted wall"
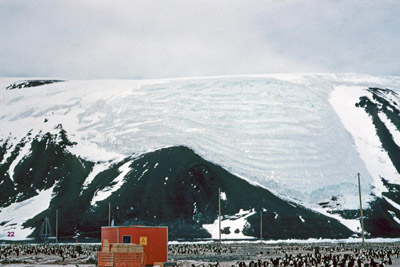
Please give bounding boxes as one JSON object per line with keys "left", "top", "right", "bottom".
{"left": 101, "top": 227, "right": 118, "bottom": 249}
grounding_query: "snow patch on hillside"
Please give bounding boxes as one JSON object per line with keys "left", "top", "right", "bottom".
{"left": 313, "top": 207, "right": 361, "bottom": 233}
{"left": 8, "top": 141, "right": 32, "bottom": 182}
{"left": 221, "top": 192, "right": 227, "bottom": 201}
{"left": 67, "top": 140, "right": 124, "bottom": 163}
{"left": 203, "top": 209, "right": 256, "bottom": 239}
{"left": 0, "top": 185, "right": 55, "bottom": 240}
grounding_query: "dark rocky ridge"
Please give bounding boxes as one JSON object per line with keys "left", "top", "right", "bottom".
{"left": 6, "top": 80, "right": 64, "bottom": 90}
{"left": 1, "top": 129, "right": 354, "bottom": 241}
{"left": 331, "top": 87, "right": 400, "bottom": 237}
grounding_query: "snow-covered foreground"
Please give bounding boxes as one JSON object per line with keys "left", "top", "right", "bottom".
{"left": 1, "top": 73, "right": 400, "bottom": 212}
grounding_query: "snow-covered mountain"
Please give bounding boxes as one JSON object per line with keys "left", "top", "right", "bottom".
{"left": 1, "top": 74, "right": 400, "bottom": 240}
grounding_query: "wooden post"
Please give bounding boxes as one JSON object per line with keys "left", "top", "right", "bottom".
{"left": 56, "top": 209, "right": 58, "bottom": 243}
{"left": 358, "top": 173, "right": 365, "bottom": 247}
{"left": 219, "top": 188, "right": 221, "bottom": 244}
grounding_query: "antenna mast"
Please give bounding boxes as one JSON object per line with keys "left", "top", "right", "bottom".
{"left": 39, "top": 217, "right": 53, "bottom": 243}
{"left": 358, "top": 173, "right": 365, "bottom": 247}
{"left": 108, "top": 202, "right": 111, "bottom": 226}
{"left": 56, "top": 209, "right": 58, "bottom": 243}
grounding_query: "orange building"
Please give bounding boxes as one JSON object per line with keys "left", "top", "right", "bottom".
{"left": 99, "top": 226, "right": 168, "bottom": 266}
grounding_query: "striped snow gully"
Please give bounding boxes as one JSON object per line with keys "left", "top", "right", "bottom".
{"left": 8, "top": 140, "right": 32, "bottom": 182}
{"left": 383, "top": 196, "right": 400, "bottom": 211}
{"left": 329, "top": 86, "right": 400, "bottom": 198}
{"left": 90, "top": 160, "right": 132, "bottom": 205}
{"left": 80, "top": 162, "right": 111, "bottom": 196}
{"left": 378, "top": 113, "right": 400, "bottom": 148}
{"left": 388, "top": 211, "right": 400, "bottom": 225}
{"left": 0, "top": 142, "right": 13, "bottom": 166}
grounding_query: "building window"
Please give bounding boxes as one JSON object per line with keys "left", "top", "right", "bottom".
{"left": 122, "top": 235, "right": 131, "bottom": 243}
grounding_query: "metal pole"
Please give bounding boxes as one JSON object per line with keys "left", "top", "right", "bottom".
{"left": 260, "top": 210, "right": 262, "bottom": 241}
{"left": 108, "top": 202, "right": 111, "bottom": 226}
{"left": 45, "top": 217, "right": 48, "bottom": 243}
{"left": 358, "top": 173, "right": 365, "bottom": 247}
{"left": 56, "top": 209, "right": 58, "bottom": 243}
{"left": 218, "top": 188, "right": 221, "bottom": 244}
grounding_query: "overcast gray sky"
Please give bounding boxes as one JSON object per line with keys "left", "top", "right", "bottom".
{"left": 0, "top": 0, "right": 399, "bottom": 79}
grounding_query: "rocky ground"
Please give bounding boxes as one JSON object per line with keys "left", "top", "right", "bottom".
{"left": 1, "top": 242, "right": 400, "bottom": 266}
{"left": 169, "top": 242, "right": 400, "bottom": 267}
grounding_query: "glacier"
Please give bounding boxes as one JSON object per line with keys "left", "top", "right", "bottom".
{"left": 1, "top": 73, "right": 400, "bottom": 212}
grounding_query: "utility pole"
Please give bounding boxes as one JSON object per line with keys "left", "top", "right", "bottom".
{"left": 260, "top": 210, "right": 263, "bottom": 241}
{"left": 56, "top": 209, "right": 58, "bottom": 243}
{"left": 108, "top": 202, "right": 111, "bottom": 226}
{"left": 358, "top": 173, "right": 365, "bottom": 247}
{"left": 218, "top": 188, "right": 221, "bottom": 244}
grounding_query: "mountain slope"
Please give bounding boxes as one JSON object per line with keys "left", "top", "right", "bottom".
{"left": 1, "top": 74, "right": 400, "bottom": 239}
{"left": 329, "top": 87, "right": 400, "bottom": 237}
{"left": 81, "top": 145, "right": 353, "bottom": 240}
{"left": 1, "top": 131, "right": 353, "bottom": 240}
{"left": 357, "top": 88, "right": 400, "bottom": 175}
